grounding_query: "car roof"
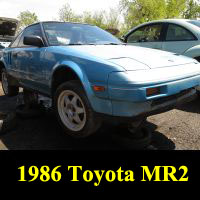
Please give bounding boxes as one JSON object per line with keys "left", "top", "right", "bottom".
{"left": 143, "top": 18, "right": 200, "bottom": 25}
{"left": 147, "top": 18, "right": 189, "bottom": 23}
{"left": 26, "top": 21, "right": 94, "bottom": 28}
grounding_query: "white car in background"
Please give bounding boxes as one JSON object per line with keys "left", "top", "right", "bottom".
{"left": 123, "top": 19, "right": 200, "bottom": 62}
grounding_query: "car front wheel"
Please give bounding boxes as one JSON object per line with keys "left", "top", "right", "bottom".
{"left": 54, "top": 80, "right": 101, "bottom": 138}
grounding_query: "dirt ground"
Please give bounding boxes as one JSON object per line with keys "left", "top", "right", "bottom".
{"left": 0, "top": 84, "right": 200, "bottom": 150}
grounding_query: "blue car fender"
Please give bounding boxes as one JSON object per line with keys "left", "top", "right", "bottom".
{"left": 50, "top": 60, "right": 113, "bottom": 115}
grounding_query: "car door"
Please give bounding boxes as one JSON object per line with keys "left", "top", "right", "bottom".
{"left": 126, "top": 23, "right": 164, "bottom": 50}
{"left": 162, "top": 23, "right": 198, "bottom": 54}
{"left": 15, "top": 24, "right": 47, "bottom": 93}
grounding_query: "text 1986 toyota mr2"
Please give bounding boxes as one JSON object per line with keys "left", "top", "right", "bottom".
{"left": 1, "top": 22, "right": 200, "bottom": 138}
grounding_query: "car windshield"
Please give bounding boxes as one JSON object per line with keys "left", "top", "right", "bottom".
{"left": 42, "top": 22, "right": 122, "bottom": 46}
{"left": 188, "top": 20, "right": 200, "bottom": 28}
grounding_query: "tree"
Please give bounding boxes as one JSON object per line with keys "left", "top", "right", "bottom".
{"left": 120, "top": 0, "right": 200, "bottom": 33}
{"left": 82, "top": 11, "right": 107, "bottom": 29}
{"left": 166, "top": 0, "right": 186, "bottom": 18}
{"left": 17, "top": 10, "right": 39, "bottom": 32}
{"left": 58, "top": 3, "right": 82, "bottom": 22}
{"left": 58, "top": 4, "right": 120, "bottom": 31}
{"left": 120, "top": 0, "right": 166, "bottom": 31}
{"left": 182, "top": 0, "right": 200, "bottom": 19}
{"left": 104, "top": 8, "right": 120, "bottom": 29}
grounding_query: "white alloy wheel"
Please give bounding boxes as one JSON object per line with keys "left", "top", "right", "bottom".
{"left": 57, "top": 90, "right": 87, "bottom": 132}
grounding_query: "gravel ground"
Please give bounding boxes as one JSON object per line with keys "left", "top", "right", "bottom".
{"left": 0, "top": 84, "right": 200, "bottom": 150}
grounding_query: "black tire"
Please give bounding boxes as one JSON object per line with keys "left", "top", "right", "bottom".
{"left": 54, "top": 80, "right": 102, "bottom": 138}
{"left": 112, "top": 127, "right": 152, "bottom": 150}
{"left": 1, "top": 68, "right": 19, "bottom": 97}
{"left": 127, "top": 118, "right": 147, "bottom": 136}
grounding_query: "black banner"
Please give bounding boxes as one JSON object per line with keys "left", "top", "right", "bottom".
{"left": 0, "top": 150, "right": 199, "bottom": 192}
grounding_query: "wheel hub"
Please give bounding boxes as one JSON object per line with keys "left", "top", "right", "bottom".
{"left": 57, "top": 90, "right": 86, "bottom": 132}
{"left": 67, "top": 104, "right": 75, "bottom": 116}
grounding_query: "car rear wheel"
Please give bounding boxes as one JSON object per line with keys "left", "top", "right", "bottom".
{"left": 1, "top": 69, "right": 19, "bottom": 96}
{"left": 54, "top": 80, "right": 101, "bottom": 138}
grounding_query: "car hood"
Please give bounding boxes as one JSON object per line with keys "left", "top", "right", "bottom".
{"left": 0, "top": 17, "right": 18, "bottom": 42}
{"left": 69, "top": 45, "right": 196, "bottom": 71}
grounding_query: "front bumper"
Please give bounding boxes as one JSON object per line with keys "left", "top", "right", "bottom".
{"left": 99, "top": 88, "right": 197, "bottom": 122}
{"left": 107, "top": 66, "right": 200, "bottom": 116}
{"left": 89, "top": 63, "right": 200, "bottom": 117}
{"left": 108, "top": 72, "right": 200, "bottom": 103}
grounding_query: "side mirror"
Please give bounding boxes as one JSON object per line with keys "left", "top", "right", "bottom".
{"left": 23, "top": 36, "right": 44, "bottom": 47}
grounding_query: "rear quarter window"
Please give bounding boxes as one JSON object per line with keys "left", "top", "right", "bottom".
{"left": 166, "top": 24, "right": 196, "bottom": 41}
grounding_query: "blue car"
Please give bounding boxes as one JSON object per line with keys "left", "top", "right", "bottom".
{"left": 0, "top": 21, "right": 200, "bottom": 138}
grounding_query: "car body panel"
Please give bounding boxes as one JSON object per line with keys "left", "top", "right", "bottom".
{"left": 162, "top": 40, "right": 198, "bottom": 54}
{"left": 108, "top": 70, "right": 200, "bottom": 102}
{"left": 67, "top": 45, "right": 195, "bottom": 69}
{"left": 111, "top": 88, "right": 196, "bottom": 117}
{"left": 140, "top": 41, "right": 163, "bottom": 50}
{"left": 1, "top": 22, "right": 200, "bottom": 118}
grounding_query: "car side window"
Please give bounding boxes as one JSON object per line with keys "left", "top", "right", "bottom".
{"left": 18, "top": 24, "right": 43, "bottom": 47}
{"left": 10, "top": 32, "right": 23, "bottom": 48}
{"left": 166, "top": 24, "right": 196, "bottom": 41}
{"left": 127, "top": 24, "right": 163, "bottom": 43}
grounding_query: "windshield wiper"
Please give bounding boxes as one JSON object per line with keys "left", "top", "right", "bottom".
{"left": 67, "top": 43, "right": 125, "bottom": 46}
{"left": 68, "top": 43, "right": 97, "bottom": 46}
{"left": 68, "top": 43, "right": 85, "bottom": 45}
